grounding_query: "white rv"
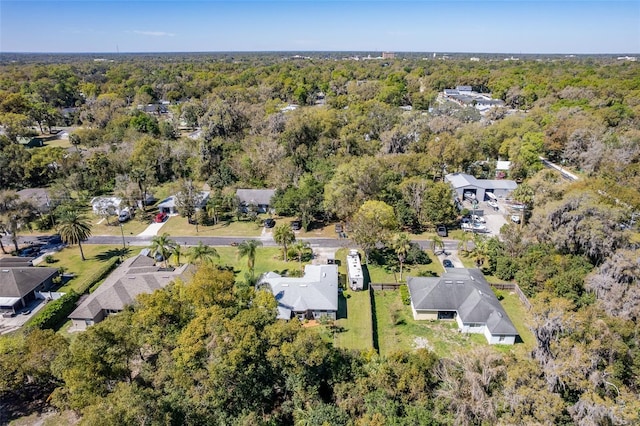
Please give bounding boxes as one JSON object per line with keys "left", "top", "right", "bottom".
{"left": 347, "top": 249, "right": 364, "bottom": 291}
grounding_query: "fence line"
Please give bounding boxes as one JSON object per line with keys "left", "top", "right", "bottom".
{"left": 491, "top": 282, "right": 532, "bottom": 310}
{"left": 370, "top": 283, "right": 402, "bottom": 291}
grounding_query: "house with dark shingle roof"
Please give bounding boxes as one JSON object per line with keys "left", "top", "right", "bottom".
{"left": 0, "top": 265, "right": 58, "bottom": 313}
{"left": 258, "top": 264, "right": 339, "bottom": 321}
{"left": 236, "top": 189, "right": 275, "bottom": 213}
{"left": 68, "top": 253, "right": 195, "bottom": 330}
{"left": 407, "top": 268, "right": 518, "bottom": 344}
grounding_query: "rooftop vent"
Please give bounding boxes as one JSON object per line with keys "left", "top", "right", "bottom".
{"left": 497, "top": 312, "right": 503, "bottom": 317}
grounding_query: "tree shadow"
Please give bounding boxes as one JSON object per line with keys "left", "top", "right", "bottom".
{"left": 95, "top": 247, "right": 131, "bottom": 262}
{"left": 370, "top": 288, "right": 379, "bottom": 352}
{"left": 337, "top": 292, "right": 348, "bottom": 320}
{"left": 361, "top": 264, "right": 371, "bottom": 291}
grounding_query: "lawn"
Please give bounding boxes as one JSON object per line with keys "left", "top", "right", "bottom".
{"left": 90, "top": 215, "right": 149, "bottom": 237}
{"left": 49, "top": 244, "right": 134, "bottom": 293}
{"left": 373, "top": 290, "right": 487, "bottom": 357}
{"left": 332, "top": 289, "right": 374, "bottom": 352}
{"left": 159, "top": 215, "right": 265, "bottom": 237}
{"left": 495, "top": 289, "right": 535, "bottom": 352}
{"left": 210, "top": 246, "right": 309, "bottom": 279}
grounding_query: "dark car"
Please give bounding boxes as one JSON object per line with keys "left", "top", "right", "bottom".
{"left": 436, "top": 224, "right": 448, "bottom": 237}
{"left": 335, "top": 223, "right": 343, "bottom": 233}
{"left": 291, "top": 220, "right": 302, "bottom": 231}
{"left": 443, "top": 259, "right": 454, "bottom": 268}
{"left": 264, "top": 218, "right": 276, "bottom": 228}
{"left": 154, "top": 212, "right": 167, "bottom": 223}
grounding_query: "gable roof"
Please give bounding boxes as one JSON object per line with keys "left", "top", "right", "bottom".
{"left": 259, "top": 264, "right": 338, "bottom": 319}
{"left": 157, "top": 191, "right": 209, "bottom": 209}
{"left": 445, "top": 173, "right": 518, "bottom": 191}
{"left": 236, "top": 189, "right": 275, "bottom": 206}
{"left": 68, "top": 254, "right": 194, "bottom": 320}
{"left": 407, "top": 269, "right": 517, "bottom": 336}
{"left": 0, "top": 266, "right": 58, "bottom": 298}
{"left": 17, "top": 188, "right": 51, "bottom": 210}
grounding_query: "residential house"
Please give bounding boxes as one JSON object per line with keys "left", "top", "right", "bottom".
{"left": 407, "top": 269, "right": 518, "bottom": 344}
{"left": 0, "top": 264, "right": 58, "bottom": 314}
{"left": 258, "top": 264, "right": 339, "bottom": 321}
{"left": 441, "top": 87, "right": 505, "bottom": 112}
{"left": 91, "top": 196, "right": 124, "bottom": 215}
{"left": 236, "top": 189, "right": 275, "bottom": 214}
{"left": 157, "top": 191, "right": 209, "bottom": 215}
{"left": 17, "top": 136, "right": 44, "bottom": 148}
{"left": 445, "top": 172, "right": 517, "bottom": 202}
{"left": 17, "top": 188, "right": 52, "bottom": 211}
{"left": 68, "top": 253, "right": 194, "bottom": 330}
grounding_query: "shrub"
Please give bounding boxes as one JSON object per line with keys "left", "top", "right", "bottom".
{"left": 399, "top": 284, "right": 411, "bottom": 305}
{"left": 25, "top": 291, "right": 80, "bottom": 331}
{"left": 44, "top": 255, "right": 56, "bottom": 264}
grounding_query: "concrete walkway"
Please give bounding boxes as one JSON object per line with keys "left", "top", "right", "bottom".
{"left": 137, "top": 221, "right": 168, "bottom": 237}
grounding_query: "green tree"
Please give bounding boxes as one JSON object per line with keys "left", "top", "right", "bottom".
{"left": 393, "top": 233, "right": 412, "bottom": 282}
{"left": 511, "top": 182, "right": 535, "bottom": 225}
{"left": 431, "top": 235, "right": 445, "bottom": 256}
{"left": 149, "top": 233, "right": 176, "bottom": 268}
{"left": 57, "top": 209, "right": 92, "bottom": 261}
{"left": 237, "top": 239, "right": 263, "bottom": 279}
{"left": 172, "top": 243, "right": 183, "bottom": 266}
{"left": 291, "top": 240, "right": 311, "bottom": 272}
{"left": 351, "top": 200, "right": 398, "bottom": 262}
{"left": 187, "top": 241, "right": 219, "bottom": 266}
{"left": 273, "top": 223, "right": 295, "bottom": 262}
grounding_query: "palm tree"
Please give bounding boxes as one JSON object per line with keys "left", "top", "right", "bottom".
{"left": 512, "top": 183, "right": 535, "bottom": 226}
{"left": 393, "top": 233, "right": 412, "bottom": 282}
{"left": 188, "top": 241, "right": 219, "bottom": 265}
{"left": 431, "top": 235, "right": 445, "bottom": 255}
{"left": 291, "top": 240, "right": 311, "bottom": 272}
{"left": 457, "top": 232, "right": 475, "bottom": 255}
{"left": 273, "top": 223, "right": 295, "bottom": 261}
{"left": 172, "top": 243, "right": 183, "bottom": 266}
{"left": 237, "top": 239, "right": 262, "bottom": 278}
{"left": 150, "top": 233, "right": 176, "bottom": 267}
{"left": 57, "top": 210, "right": 92, "bottom": 261}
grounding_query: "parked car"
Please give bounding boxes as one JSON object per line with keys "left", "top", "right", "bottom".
{"left": 264, "top": 218, "right": 276, "bottom": 228}
{"left": 335, "top": 223, "right": 343, "bottom": 233}
{"left": 436, "top": 224, "right": 448, "bottom": 237}
{"left": 511, "top": 214, "right": 521, "bottom": 223}
{"left": 471, "top": 214, "right": 485, "bottom": 223}
{"left": 443, "top": 259, "right": 454, "bottom": 268}
{"left": 154, "top": 212, "right": 167, "bottom": 223}
{"left": 118, "top": 208, "right": 131, "bottom": 223}
{"left": 291, "top": 219, "right": 302, "bottom": 231}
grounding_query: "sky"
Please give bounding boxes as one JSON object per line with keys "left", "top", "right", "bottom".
{"left": 1, "top": 1, "right": 639, "bottom": 54}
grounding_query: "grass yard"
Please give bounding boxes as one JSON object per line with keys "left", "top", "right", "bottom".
{"left": 209, "top": 246, "right": 309, "bottom": 279}
{"left": 50, "top": 244, "right": 134, "bottom": 293}
{"left": 90, "top": 215, "right": 149, "bottom": 237}
{"left": 373, "top": 290, "right": 487, "bottom": 357}
{"left": 43, "top": 138, "right": 72, "bottom": 149}
{"left": 332, "top": 290, "right": 374, "bottom": 352}
{"left": 159, "top": 215, "right": 265, "bottom": 237}
{"left": 496, "top": 290, "right": 535, "bottom": 353}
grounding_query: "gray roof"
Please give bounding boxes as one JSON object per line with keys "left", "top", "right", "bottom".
{"left": 236, "top": 189, "right": 275, "bottom": 206}
{"left": 0, "top": 257, "right": 34, "bottom": 267}
{"left": 0, "top": 266, "right": 58, "bottom": 298}
{"left": 445, "top": 173, "right": 517, "bottom": 191}
{"left": 17, "top": 188, "right": 51, "bottom": 210}
{"left": 68, "top": 254, "right": 194, "bottom": 320}
{"left": 258, "top": 264, "right": 338, "bottom": 319}
{"left": 407, "top": 269, "right": 517, "bottom": 336}
{"left": 157, "top": 191, "right": 209, "bottom": 209}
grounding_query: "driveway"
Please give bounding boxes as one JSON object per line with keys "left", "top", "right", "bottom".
{"left": 137, "top": 221, "right": 168, "bottom": 237}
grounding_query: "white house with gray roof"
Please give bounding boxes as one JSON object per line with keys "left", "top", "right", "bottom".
{"left": 236, "top": 189, "right": 275, "bottom": 213}
{"left": 258, "top": 264, "right": 338, "bottom": 321}
{"left": 445, "top": 172, "right": 517, "bottom": 202}
{"left": 407, "top": 269, "right": 518, "bottom": 345}
{"left": 68, "top": 254, "right": 194, "bottom": 330}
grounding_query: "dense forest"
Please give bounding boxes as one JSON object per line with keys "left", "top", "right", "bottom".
{"left": 1, "top": 53, "right": 639, "bottom": 425}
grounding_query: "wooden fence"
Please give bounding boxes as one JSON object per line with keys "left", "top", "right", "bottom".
{"left": 491, "top": 282, "right": 532, "bottom": 310}
{"left": 370, "top": 283, "right": 402, "bottom": 291}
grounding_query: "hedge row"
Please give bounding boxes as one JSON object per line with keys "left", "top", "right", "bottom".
{"left": 25, "top": 291, "right": 80, "bottom": 331}
{"left": 399, "top": 284, "right": 411, "bottom": 305}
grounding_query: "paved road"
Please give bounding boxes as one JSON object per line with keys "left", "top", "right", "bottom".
{"left": 3, "top": 234, "right": 466, "bottom": 252}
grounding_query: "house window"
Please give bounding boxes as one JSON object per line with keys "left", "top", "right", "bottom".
{"left": 499, "top": 335, "right": 505, "bottom": 342}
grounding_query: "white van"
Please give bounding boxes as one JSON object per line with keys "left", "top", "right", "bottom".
{"left": 118, "top": 208, "right": 131, "bottom": 223}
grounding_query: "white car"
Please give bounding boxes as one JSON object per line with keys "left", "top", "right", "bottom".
{"left": 472, "top": 214, "right": 485, "bottom": 223}
{"left": 511, "top": 215, "right": 521, "bottom": 223}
